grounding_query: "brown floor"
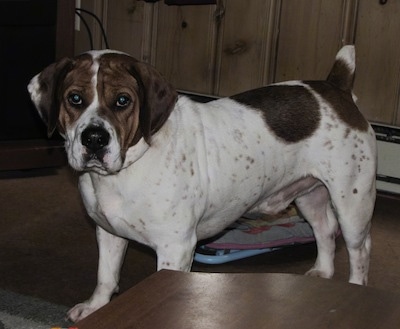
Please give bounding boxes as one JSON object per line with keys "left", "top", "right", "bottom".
{"left": 1, "top": 166, "right": 400, "bottom": 308}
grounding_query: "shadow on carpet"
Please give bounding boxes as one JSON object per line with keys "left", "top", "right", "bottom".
{"left": 0, "top": 289, "right": 73, "bottom": 329}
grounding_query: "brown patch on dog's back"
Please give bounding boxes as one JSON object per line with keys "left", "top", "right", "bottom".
{"left": 230, "top": 85, "right": 321, "bottom": 143}
{"left": 306, "top": 81, "right": 368, "bottom": 132}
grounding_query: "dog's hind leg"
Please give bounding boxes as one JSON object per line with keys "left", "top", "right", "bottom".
{"left": 295, "top": 185, "right": 339, "bottom": 279}
{"left": 331, "top": 186, "right": 375, "bottom": 285}
{"left": 297, "top": 178, "right": 375, "bottom": 285}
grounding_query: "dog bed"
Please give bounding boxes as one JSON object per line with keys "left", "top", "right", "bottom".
{"left": 194, "top": 205, "right": 316, "bottom": 264}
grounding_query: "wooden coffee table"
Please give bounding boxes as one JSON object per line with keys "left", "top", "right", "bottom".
{"left": 75, "top": 270, "right": 400, "bottom": 329}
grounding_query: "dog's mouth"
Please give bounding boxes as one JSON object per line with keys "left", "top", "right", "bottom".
{"left": 64, "top": 138, "right": 124, "bottom": 175}
{"left": 84, "top": 149, "right": 106, "bottom": 164}
{"left": 81, "top": 151, "right": 113, "bottom": 174}
{"left": 85, "top": 155, "right": 106, "bottom": 168}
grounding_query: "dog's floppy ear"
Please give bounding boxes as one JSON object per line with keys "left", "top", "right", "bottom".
{"left": 28, "top": 58, "right": 74, "bottom": 137}
{"left": 127, "top": 61, "right": 178, "bottom": 144}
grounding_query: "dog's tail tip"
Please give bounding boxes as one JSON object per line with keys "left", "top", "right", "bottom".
{"left": 327, "top": 45, "right": 355, "bottom": 92}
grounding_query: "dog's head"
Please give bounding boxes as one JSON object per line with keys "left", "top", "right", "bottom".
{"left": 28, "top": 50, "right": 177, "bottom": 174}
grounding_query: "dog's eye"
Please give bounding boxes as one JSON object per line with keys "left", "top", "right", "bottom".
{"left": 116, "top": 95, "right": 130, "bottom": 108}
{"left": 68, "top": 93, "right": 83, "bottom": 106}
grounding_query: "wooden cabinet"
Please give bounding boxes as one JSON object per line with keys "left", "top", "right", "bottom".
{"left": 95, "top": 0, "right": 400, "bottom": 126}
{"left": 154, "top": 4, "right": 217, "bottom": 94}
{"left": 353, "top": 0, "right": 400, "bottom": 125}
{"left": 274, "top": 0, "right": 348, "bottom": 82}
{"left": 214, "top": 0, "right": 275, "bottom": 96}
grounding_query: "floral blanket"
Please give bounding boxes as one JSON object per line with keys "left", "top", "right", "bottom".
{"left": 204, "top": 205, "right": 315, "bottom": 250}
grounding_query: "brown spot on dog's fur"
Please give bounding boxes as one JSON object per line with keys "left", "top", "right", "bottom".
{"left": 344, "top": 127, "right": 351, "bottom": 139}
{"left": 326, "top": 58, "right": 353, "bottom": 92}
{"left": 306, "top": 81, "right": 368, "bottom": 132}
{"left": 230, "top": 85, "right": 321, "bottom": 143}
{"left": 246, "top": 156, "right": 255, "bottom": 163}
{"left": 324, "top": 141, "right": 334, "bottom": 150}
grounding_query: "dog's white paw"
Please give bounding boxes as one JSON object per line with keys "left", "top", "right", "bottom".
{"left": 67, "top": 302, "right": 100, "bottom": 322}
{"left": 305, "top": 268, "right": 332, "bottom": 279}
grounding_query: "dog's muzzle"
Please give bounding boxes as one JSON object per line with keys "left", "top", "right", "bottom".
{"left": 81, "top": 125, "right": 110, "bottom": 164}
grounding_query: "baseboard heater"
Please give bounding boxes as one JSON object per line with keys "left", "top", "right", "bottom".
{"left": 372, "top": 123, "right": 400, "bottom": 194}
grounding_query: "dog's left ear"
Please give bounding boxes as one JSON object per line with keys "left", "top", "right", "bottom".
{"left": 28, "top": 58, "right": 74, "bottom": 138}
{"left": 127, "top": 61, "right": 178, "bottom": 144}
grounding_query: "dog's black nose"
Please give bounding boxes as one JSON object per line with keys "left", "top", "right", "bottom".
{"left": 81, "top": 126, "right": 110, "bottom": 152}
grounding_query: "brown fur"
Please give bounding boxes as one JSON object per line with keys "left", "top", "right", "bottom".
{"left": 231, "top": 85, "right": 321, "bottom": 143}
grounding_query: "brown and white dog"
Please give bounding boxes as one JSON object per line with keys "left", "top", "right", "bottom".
{"left": 28, "top": 46, "right": 376, "bottom": 322}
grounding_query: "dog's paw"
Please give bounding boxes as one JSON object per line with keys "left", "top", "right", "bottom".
{"left": 305, "top": 268, "right": 332, "bottom": 279}
{"left": 67, "top": 302, "right": 99, "bottom": 322}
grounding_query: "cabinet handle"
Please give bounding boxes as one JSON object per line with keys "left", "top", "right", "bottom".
{"left": 379, "top": 0, "right": 388, "bottom": 4}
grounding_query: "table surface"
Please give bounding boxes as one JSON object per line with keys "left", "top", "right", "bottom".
{"left": 75, "top": 270, "right": 400, "bottom": 329}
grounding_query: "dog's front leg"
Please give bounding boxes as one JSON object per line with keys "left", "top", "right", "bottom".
{"left": 156, "top": 233, "right": 197, "bottom": 272}
{"left": 68, "top": 226, "right": 128, "bottom": 322}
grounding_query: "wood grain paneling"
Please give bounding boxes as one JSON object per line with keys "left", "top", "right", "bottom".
{"left": 106, "top": 0, "right": 146, "bottom": 59}
{"left": 153, "top": 3, "right": 218, "bottom": 94}
{"left": 274, "top": 0, "right": 346, "bottom": 82}
{"left": 214, "top": 0, "right": 274, "bottom": 96}
{"left": 353, "top": 0, "right": 400, "bottom": 125}
{"left": 92, "top": 0, "right": 400, "bottom": 126}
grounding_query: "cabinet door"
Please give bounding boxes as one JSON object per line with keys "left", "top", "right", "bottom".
{"left": 215, "top": 0, "right": 274, "bottom": 96}
{"left": 106, "top": 0, "right": 146, "bottom": 59}
{"left": 274, "top": 0, "right": 347, "bottom": 82}
{"left": 353, "top": 0, "right": 400, "bottom": 125}
{"left": 153, "top": 3, "right": 218, "bottom": 94}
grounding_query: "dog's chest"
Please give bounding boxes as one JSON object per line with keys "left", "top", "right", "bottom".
{"left": 79, "top": 173, "right": 159, "bottom": 245}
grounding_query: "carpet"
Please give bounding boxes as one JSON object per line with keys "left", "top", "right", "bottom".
{"left": 0, "top": 289, "right": 74, "bottom": 329}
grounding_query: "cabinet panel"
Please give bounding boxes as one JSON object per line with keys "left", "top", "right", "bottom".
{"left": 353, "top": 0, "right": 400, "bottom": 125}
{"left": 106, "top": 0, "right": 146, "bottom": 59}
{"left": 103, "top": 0, "right": 400, "bottom": 127}
{"left": 274, "top": 0, "right": 346, "bottom": 82}
{"left": 154, "top": 3, "right": 217, "bottom": 94}
{"left": 215, "top": 0, "right": 274, "bottom": 96}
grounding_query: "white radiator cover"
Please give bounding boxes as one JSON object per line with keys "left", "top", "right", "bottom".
{"left": 372, "top": 123, "right": 400, "bottom": 194}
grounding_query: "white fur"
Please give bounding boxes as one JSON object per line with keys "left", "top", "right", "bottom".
{"left": 336, "top": 45, "right": 356, "bottom": 75}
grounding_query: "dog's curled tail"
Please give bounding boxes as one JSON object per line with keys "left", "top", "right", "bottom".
{"left": 327, "top": 45, "right": 355, "bottom": 93}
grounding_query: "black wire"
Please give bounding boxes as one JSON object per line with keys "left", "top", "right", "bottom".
{"left": 75, "top": 8, "right": 110, "bottom": 49}
{"left": 75, "top": 11, "right": 94, "bottom": 50}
